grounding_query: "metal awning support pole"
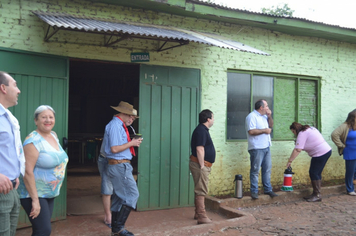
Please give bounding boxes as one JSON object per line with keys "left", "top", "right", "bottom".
{"left": 105, "top": 35, "right": 129, "bottom": 46}
{"left": 44, "top": 26, "right": 60, "bottom": 42}
{"left": 157, "top": 41, "right": 189, "bottom": 52}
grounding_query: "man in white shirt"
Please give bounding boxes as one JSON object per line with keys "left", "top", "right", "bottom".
{"left": 245, "top": 99, "right": 277, "bottom": 200}
{"left": 0, "top": 71, "right": 22, "bottom": 236}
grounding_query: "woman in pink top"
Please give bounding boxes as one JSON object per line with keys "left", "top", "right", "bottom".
{"left": 286, "top": 122, "right": 332, "bottom": 202}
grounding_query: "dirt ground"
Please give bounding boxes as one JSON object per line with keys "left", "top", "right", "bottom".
{"left": 67, "top": 174, "right": 101, "bottom": 196}
{"left": 206, "top": 193, "right": 356, "bottom": 236}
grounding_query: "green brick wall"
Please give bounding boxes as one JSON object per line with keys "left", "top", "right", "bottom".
{"left": 1, "top": 0, "right": 356, "bottom": 196}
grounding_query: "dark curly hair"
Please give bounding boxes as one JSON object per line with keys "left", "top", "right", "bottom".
{"left": 289, "top": 122, "right": 310, "bottom": 136}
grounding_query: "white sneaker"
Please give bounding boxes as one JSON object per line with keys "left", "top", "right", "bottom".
{"left": 347, "top": 191, "right": 356, "bottom": 196}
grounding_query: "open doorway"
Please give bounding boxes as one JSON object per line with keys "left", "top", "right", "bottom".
{"left": 66, "top": 59, "right": 140, "bottom": 204}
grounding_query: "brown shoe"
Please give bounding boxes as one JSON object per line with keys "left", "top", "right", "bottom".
{"left": 304, "top": 180, "right": 317, "bottom": 200}
{"left": 303, "top": 194, "right": 315, "bottom": 200}
{"left": 306, "top": 194, "right": 321, "bottom": 202}
{"left": 196, "top": 195, "right": 212, "bottom": 224}
{"left": 306, "top": 180, "right": 322, "bottom": 202}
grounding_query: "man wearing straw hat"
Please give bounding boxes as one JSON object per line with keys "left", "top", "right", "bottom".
{"left": 101, "top": 101, "right": 142, "bottom": 236}
{"left": 98, "top": 109, "right": 138, "bottom": 229}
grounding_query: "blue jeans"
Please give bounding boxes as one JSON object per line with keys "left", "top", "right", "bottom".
{"left": 345, "top": 159, "right": 356, "bottom": 193}
{"left": 249, "top": 147, "right": 272, "bottom": 193}
{"left": 107, "top": 162, "right": 139, "bottom": 211}
{"left": 97, "top": 155, "right": 113, "bottom": 195}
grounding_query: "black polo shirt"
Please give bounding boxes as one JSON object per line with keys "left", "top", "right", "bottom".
{"left": 191, "top": 123, "right": 216, "bottom": 163}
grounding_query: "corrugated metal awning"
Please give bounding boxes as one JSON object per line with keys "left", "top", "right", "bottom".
{"left": 32, "top": 11, "right": 269, "bottom": 55}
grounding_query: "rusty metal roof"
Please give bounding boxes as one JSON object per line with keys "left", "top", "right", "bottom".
{"left": 32, "top": 11, "right": 269, "bottom": 55}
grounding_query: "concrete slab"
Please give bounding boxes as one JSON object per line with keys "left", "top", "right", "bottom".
{"left": 206, "top": 185, "right": 346, "bottom": 209}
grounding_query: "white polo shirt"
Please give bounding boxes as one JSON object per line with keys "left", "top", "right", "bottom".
{"left": 245, "top": 110, "right": 272, "bottom": 150}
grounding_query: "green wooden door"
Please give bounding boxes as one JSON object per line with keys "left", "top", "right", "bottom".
{"left": 137, "top": 64, "right": 200, "bottom": 210}
{"left": 0, "top": 48, "right": 68, "bottom": 227}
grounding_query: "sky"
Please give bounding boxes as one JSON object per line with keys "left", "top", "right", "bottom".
{"left": 209, "top": 0, "right": 356, "bottom": 29}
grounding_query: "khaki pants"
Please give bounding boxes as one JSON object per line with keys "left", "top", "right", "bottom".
{"left": 189, "top": 161, "right": 211, "bottom": 196}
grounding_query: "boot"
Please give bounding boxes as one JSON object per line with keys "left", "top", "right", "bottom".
{"left": 111, "top": 205, "right": 134, "bottom": 236}
{"left": 303, "top": 180, "right": 317, "bottom": 200}
{"left": 196, "top": 195, "right": 212, "bottom": 224}
{"left": 307, "top": 180, "right": 322, "bottom": 202}
{"left": 194, "top": 194, "right": 198, "bottom": 220}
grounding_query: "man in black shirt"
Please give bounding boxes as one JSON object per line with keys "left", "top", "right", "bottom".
{"left": 189, "top": 109, "right": 215, "bottom": 224}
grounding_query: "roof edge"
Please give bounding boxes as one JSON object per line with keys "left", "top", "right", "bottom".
{"left": 89, "top": 0, "right": 356, "bottom": 44}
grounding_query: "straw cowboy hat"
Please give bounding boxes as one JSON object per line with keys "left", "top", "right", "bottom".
{"left": 110, "top": 101, "right": 139, "bottom": 117}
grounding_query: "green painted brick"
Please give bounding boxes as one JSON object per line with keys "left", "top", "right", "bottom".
{"left": 1, "top": 0, "right": 356, "bottom": 196}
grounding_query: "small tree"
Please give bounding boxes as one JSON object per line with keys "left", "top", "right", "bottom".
{"left": 262, "top": 3, "right": 295, "bottom": 17}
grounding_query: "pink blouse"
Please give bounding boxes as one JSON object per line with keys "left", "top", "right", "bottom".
{"left": 295, "top": 127, "right": 331, "bottom": 157}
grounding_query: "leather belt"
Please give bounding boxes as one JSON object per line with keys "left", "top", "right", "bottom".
{"left": 108, "top": 159, "right": 131, "bottom": 165}
{"left": 190, "top": 155, "right": 212, "bottom": 167}
{"left": 11, "top": 179, "right": 16, "bottom": 188}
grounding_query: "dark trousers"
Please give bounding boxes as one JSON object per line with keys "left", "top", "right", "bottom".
{"left": 21, "top": 198, "right": 55, "bottom": 236}
{"left": 309, "top": 150, "right": 332, "bottom": 181}
{"left": 345, "top": 159, "right": 356, "bottom": 193}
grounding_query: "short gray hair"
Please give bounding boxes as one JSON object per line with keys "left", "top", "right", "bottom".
{"left": 0, "top": 71, "right": 10, "bottom": 86}
{"left": 34, "top": 105, "right": 55, "bottom": 120}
